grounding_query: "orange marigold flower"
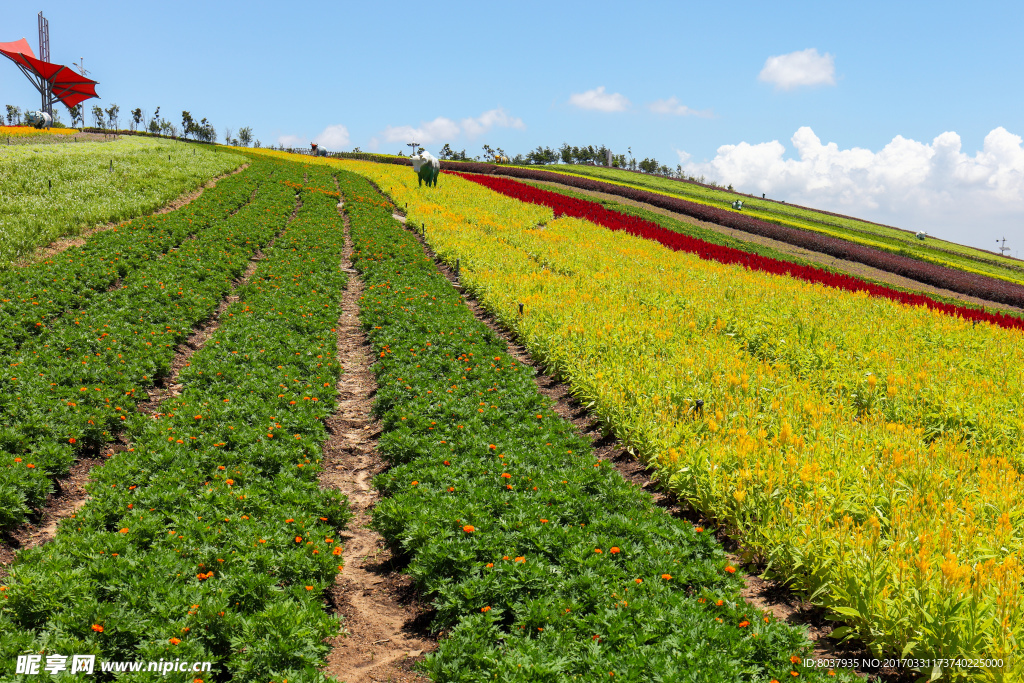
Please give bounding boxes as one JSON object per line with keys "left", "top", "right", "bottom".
{"left": 225, "top": 479, "right": 234, "bottom": 485}
{"left": 91, "top": 624, "right": 104, "bottom": 632}
{"left": 514, "top": 556, "right": 525, "bottom": 563}
{"left": 609, "top": 547, "right": 620, "bottom": 554}
{"left": 169, "top": 637, "right": 181, "bottom": 645}
{"left": 305, "top": 586, "right": 313, "bottom": 591}
{"left": 716, "top": 599, "right": 724, "bottom": 606}
{"left": 411, "top": 481, "right": 419, "bottom": 486}
{"left": 218, "top": 465, "right": 225, "bottom": 470}
{"left": 634, "top": 578, "right": 642, "bottom": 584}
{"left": 738, "top": 620, "right": 750, "bottom": 628}
{"left": 462, "top": 525, "right": 474, "bottom": 533}
{"left": 119, "top": 528, "right": 129, "bottom": 534}
{"left": 448, "top": 487, "right": 454, "bottom": 492}
{"left": 540, "top": 519, "right": 549, "bottom": 523}
{"left": 790, "top": 672, "right": 799, "bottom": 678}
{"left": 13, "top": 457, "right": 21, "bottom": 462}
{"left": 501, "top": 473, "right": 511, "bottom": 479}
{"left": 725, "top": 565, "right": 736, "bottom": 573}
{"left": 694, "top": 526, "right": 704, "bottom": 533}
{"left": 332, "top": 546, "right": 342, "bottom": 556}
{"left": 661, "top": 574, "right": 672, "bottom": 580}
{"left": 295, "top": 536, "right": 302, "bottom": 543}
{"left": 69, "top": 437, "right": 76, "bottom": 444}
{"left": 790, "top": 656, "right": 801, "bottom": 664}
{"left": 481, "top": 606, "right": 491, "bottom": 613}
{"left": 594, "top": 548, "right": 603, "bottom": 554}
{"left": 26, "top": 464, "right": 35, "bottom": 468}
{"left": 285, "top": 518, "right": 294, "bottom": 523}
{"left": 486, "top": 563, "right": 494, "bottom": 568}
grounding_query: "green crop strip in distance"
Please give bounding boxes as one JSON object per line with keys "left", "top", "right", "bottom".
{"left": 338, "top": 169, "right": 854, "bottom": 682}
{"left": 0, "top": 163, "right": 262, "bottom": 358}
{"left": 0, "top": 137, "right": 246, "bottom": 265}
{"left": 0, "top": 160, "right": 293, "bottom": 531}
{"left": 517, "top": 179, "right": 1024, "bottom": 324}
{"left": 0, "top": 160, "right": 352, "bottom": 683}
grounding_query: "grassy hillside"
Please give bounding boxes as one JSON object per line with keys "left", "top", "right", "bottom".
{"left": 537, "top": 163, "right": 1024, "bottom": 286}
{"left": 0, "top": 136, "right": 245, "bottom": 266}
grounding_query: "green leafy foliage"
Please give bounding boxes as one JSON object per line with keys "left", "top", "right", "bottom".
{"left": 0, "top": 159, "right": 353, "bottom": 681}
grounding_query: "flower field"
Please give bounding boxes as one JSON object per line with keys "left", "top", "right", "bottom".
{"left": 325, "top": 157, "right": 1022, "bottom": 679}
{"left": 334, "top": 163, "right": 853, "bottom": 681}
{"left": 0, "top": 136, "right": 244, "bottom": 265}
{"left": 0, "top": 157, "right": 353, "bottom": 681}
{"left": 1, "top": 126, "right": 78, "bottom": 138}
{"left": 532, "top": 163, "right": 1024, "bottom": 287}
{"left": 424, "top": 161, "right": 1024, "bottom": 309}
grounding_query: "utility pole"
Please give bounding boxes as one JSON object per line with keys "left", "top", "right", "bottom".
{"left": 407, "top": 141, "right": 419, "bottom": 157}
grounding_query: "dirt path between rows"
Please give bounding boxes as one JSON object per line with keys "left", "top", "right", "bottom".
{"left": 319, "top": 196, "right": 436, "bottom": 683}
{"left": 0, "top": 187, "right": 296, "bottom": 584}
{"left": 13, "top": 162, "right": 251, "bottom": 268}
{"left": 524, "top": 179, "right": 1024, "bottom": 317}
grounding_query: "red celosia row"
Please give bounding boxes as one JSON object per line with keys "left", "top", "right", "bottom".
{"left": 452, "top": 172, "right": 1024, "bottom": 332}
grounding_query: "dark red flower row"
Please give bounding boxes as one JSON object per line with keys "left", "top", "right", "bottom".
{"left": 452, "top": 172, "right": 1024, "bottom": 332}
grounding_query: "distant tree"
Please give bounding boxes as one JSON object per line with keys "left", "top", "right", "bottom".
{"left": 181, "top": 111, "right": 195, "bottom": 140}
{"left": 511, "top": 154, "right": 524, "bottom": 165}
{"left": 482, "top": 143, "right": 495, "bottom": 160}
{"left": 238, "top": 126, "right": 252, "bottom": 147}
{"left": 6, "top": 105, "right": 20, "bottom": 126}
{"left": 638, "top": 157, "right": 659, "bottom": 174}
{"left": 131, "top": 107, "right": 142, "bottom": 131}
{"left": 223, "top": 127, "right": 233, "bottom": 145}
{"left": 197, "top": 117, "right": 215, "bottom": 142}
{"left": 496, "top": 147, "right": 506, "bottom": 160}
{"left": 526, "top": 146, "right": 558, "bottom": 165}
{"left": 91, "top": 105, "right": 105, "bottom": 128}
{"left": 559, "top": 143, "right": 572, "bottom": 165}
{"left": 439, "top": 143, "right": 454, "bottom": 160}
{"left": 105, "top": 104, "right": 120, "bottom": 132}
{"left": 254, "top": 140, "right": 261, "bottom": 148}
{"left": 149, "top": 107, "right": 161, "bottom": 134}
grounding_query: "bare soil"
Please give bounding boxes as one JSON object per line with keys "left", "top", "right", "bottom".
{"left": 526, "top": 179, "right": 1024, "bottom": 317}
{"left": 319, "top": 196, "right": 436, "bottom": 683}
{"left": 13, "top": 163, "right": 250, "bottom": 268}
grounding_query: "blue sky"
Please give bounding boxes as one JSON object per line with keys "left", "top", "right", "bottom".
{"left": 3, "top": 0, "right": 1022, "bottom": 254}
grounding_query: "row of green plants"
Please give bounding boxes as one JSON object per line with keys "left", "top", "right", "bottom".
{"left": 544, "top": 164, "right": 1023, "bottom": 282}
{"left": 0, "top": 159, "right": 352, "bottom": 682}
{"left": 0, "top": 164, "right": 259, "bottom": 356}
{"left": 0, "top": 160, "right": 293, "bottom": 531}
{"left": 339, "top": 167, "right": 854, "bottom": 682}
{"left": 0, "top": 137, "right": 244, "bottom": 266}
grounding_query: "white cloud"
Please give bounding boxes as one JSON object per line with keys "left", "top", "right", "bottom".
{"left": 313, "top": 124, "right": 350, "bottom": 150}
{"left": 569, "top": 86, "right": 630, "bottom": 112}
{"left": 378, "top": 108, "right": 524, "bottom": 146}
{"left": 276, "top": 134, "right": 305, "bottom": 148}
{"left": 461, "top": 108, "right": 525, "bottom": 139}
{"left": 648, "top": 97, "right": 713, "bottom": 118}
{"left": 381, "top": 117, "right": 460, "bottom": 146}
{"left": 680, "top": 126, "right": 1024, "bottom": 250}
{"left": 758, "top": 48, "right": 836, "bottom": 91}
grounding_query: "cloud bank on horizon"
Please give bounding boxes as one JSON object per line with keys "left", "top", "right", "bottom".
{"left": 681, "top": 126, "right": 1024, "bottom": 246}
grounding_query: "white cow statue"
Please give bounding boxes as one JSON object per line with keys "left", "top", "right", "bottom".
{"left": 411, "top": 151, "right": 440, "bottom": 187}
{"left": 25, "top": 111, "right": 53, "bottom": 129}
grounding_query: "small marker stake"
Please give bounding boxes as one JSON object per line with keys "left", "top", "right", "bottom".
{"left": 109, "top": 160, "right": 113, "bottom": 172}
{"left": 518, "top": 303, "right": 524, "bottom": 315}
{"left": 455, "top": 259, "right": 460, "bottom": 277}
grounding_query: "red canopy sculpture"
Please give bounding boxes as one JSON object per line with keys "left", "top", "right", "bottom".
{"left": 0, "top": 37, "right": 99, "bottom": 112}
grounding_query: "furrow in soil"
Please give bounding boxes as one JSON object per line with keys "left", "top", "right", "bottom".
{"left": 319, "top": 193, "right": 435, "bottom": 683}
